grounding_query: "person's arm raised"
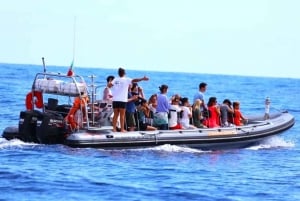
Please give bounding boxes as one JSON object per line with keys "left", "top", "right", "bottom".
{"left": 132, "top": 76, "right": 149, "bottom": 83}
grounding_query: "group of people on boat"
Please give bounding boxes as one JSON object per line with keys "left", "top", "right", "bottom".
{"left": 100, "top": 67, "right": 247, "bottom": 132}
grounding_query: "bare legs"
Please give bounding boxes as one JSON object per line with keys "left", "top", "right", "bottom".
{"left": 112, "top": 108, "right": 127, "bottom": 132}
{"left": 112, "top": 108, "right": 119, "bottom": 132}
{"left": 119, "top": 108, "right": 126, "bottom": 132}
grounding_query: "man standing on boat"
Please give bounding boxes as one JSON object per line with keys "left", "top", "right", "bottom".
{"left": 193, "top": 82, "right": 208, "bottom": 117}
{"left": 193, "top": 82, "right": 207, "bottom": 107}
{"left": 109, "top": 67, "right": 149, "bottom": 132}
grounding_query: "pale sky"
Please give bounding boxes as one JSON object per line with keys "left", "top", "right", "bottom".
{"left": 0, "top": 0, "right": 299, "bottom": 78}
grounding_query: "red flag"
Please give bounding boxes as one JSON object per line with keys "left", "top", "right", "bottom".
{"left": 67, "top": 60, "right": 74, "bottom": 76}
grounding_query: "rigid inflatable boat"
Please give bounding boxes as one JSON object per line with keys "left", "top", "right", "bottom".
{"left": 2, "top": 67, "right": 295, "bottom": 150}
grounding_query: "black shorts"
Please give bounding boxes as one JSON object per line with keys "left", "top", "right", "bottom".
{"left": 112, "top": 101, "right": 127, "bottom": 109}
{"left": 139, "top": 122, "right": 148, "bottom": 131}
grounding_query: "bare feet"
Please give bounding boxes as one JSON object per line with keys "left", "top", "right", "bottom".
{"left": 120, "top": 130, "right": 127, "bottom": 133}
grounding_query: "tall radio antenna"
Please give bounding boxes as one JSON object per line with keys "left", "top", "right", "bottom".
{"left": 68, "top": 16, "right": 77, "bottom": 76}
{"left": 72, "top": 16, "right": 77, "bottom": 63}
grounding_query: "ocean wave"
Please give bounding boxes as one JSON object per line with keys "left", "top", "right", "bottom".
{"left": 246, "top": 136, "right": 295, "bottom": 150}
{"left": 0, "top": 138, "right": 36, "bottom": 149}
{"left": 144, "top": 144, "right": 211, "bottom": 153}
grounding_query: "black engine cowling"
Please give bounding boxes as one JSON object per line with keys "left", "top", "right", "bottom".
{"left": 18, "top": 110, "right": 43, "bottom": 143}
{"left": 36, "top": 111, "right": 67, "bottom": 144}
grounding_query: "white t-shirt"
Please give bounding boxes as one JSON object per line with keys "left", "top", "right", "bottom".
{"left": 168, "top": 104, "right": 181, "bottom": 127}
{"left": 111, "top": 77, "right": 132, "bottom": 102}
{"left": 180, "top": 106, "right": 191, "bottom": 129}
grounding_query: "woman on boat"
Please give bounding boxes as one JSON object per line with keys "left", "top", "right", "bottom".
{"left": 131, "top": 82, "right": 145, "bottom": 102}
{"left": 206, "top": 97, "right": 220, "bottom": 128}
{"left": 148, "top": 94, "right": 158, "bottom": 114}
{"left": 192, "top": 99, "right": 206, "bottom": 128}
{"left": 168, "top": 95, "right": 182, "bottom": 130}
{"left": 137, "top": 99, "right": 157, "bottom": 131}
{"left": 154, "top": 84, "right": 170, "bottom": 130}
{"left": 180, "top": 97, "right": 196, "bottom": 129}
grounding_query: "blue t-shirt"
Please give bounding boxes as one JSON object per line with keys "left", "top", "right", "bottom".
{"left": 193, "top": 91, "right": 204, "bottom": 104}
{"left": 156, "top": 93, "right": 170, "bottom": 113}
{"left": 126, "top": 92, "right": 136, "bottom": 113}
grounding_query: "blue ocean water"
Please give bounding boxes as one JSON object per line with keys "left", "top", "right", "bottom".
{"left": 0, "top": 63, "right": 299, "bottom": 201}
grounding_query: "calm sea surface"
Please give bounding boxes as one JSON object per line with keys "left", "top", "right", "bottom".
{"left": 0, "top": 63, "right": 299, "bottom": 201}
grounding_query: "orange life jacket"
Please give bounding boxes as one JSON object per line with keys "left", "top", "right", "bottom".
{"left": 65, "top": 96, "right": 89, "bottom": 130}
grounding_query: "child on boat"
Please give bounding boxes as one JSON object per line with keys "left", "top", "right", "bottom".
{"left": 233, "top": 101, "right": 247, "bottom": 126}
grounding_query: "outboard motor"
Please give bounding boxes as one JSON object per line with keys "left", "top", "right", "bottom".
{"left": 36, "top": 112, "right": 66, "bottom": 144}
{"left": 19, "top": 110, "right": 43, "bottom": 143}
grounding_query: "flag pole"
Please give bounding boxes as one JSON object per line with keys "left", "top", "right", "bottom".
{"left": 72, "top": 16, "right": 76, "bottom": 65}
{"left": 67, "top": 16, "right": 76, "bottom": 76}
{"left": 42, "top": 57, "right": 46, "bottom": 73}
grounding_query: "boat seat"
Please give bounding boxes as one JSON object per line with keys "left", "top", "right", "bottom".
{"left": 44, "top": 98, "right": 58, "bottom": 111}
{"left": 48, "top": 98, "right": 58, "bottom": 110}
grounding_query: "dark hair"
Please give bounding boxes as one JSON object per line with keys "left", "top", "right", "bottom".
{"left": 159, "top": 84, "right": 168, "bottom": 93}
{"left": 148, "top": 94, "right": 157, "bottom": 103}
{"left": 118, "top": 67, "right": 125, "bottom": 77}
{"left": 199, "top": 82, "right": 207, "bottom": 89}
{"left": 140, "top": 99, "right": 147, "bottom": 105}
{"left": 106, "top": 75, "right": 115, "bottom": 83}
{"left": 181, "top": 97, "right": 189, "bottom": 105}
{"left": 171, "top": 94, "right": 181, "bottom": 104}
{"left": 207, "top": 97, "right": 217, "bottom": 107}
{"left": 131, "top": 82, "right": 138, "bottom": 91}
{"left": 223, "top": 99, "right": 232, "bottom": 106}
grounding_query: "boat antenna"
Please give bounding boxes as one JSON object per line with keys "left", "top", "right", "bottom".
{"left": 67, "top": 16, "right": 77, "bottom": 76}
{"left": 42, "top": 57, "right": 46, "bottom": 73}
{"left": 72, "top": 16, "right": 76, "bottom": 64}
